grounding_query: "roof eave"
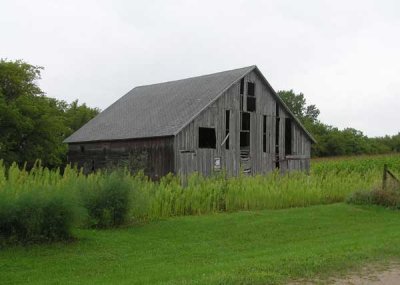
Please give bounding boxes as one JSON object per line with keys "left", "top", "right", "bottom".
{"left": 64, "top": 134, "right": 175, "bottom": 144}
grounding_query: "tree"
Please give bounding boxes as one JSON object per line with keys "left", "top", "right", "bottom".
{"left": 304, "top": 104, "right": 320, "bottom": 123}
{"left": 63, "top": 100, "right": 99, "bottom": 135}
{"left": 0, "top": 60, "right": 66, "bottom": 167}
{"left": 0, "top": 59, "right": 99, "bottom": 168}
{"left": 277, "top": 90, "right": 320, "bottom": 124}
{"left": 0, "top": 59, "right": 43, "bottom": 101}
{"left": 277, "top": 90, "right": 306, "bottom": 119}
{"left": 276, "top": 89, "right": 399, "bottom": 157}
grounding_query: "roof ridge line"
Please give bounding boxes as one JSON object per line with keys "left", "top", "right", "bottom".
{"left": 134, "top": 65, "right": 256, "bottom": 89}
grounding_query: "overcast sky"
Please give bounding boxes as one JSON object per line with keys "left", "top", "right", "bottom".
{"left": 1, "top": 0, "right": 399, "bottom": 137}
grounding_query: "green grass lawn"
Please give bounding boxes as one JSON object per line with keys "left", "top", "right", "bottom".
{"left": 1, "top": 203, "right": 400, "bottom": 285}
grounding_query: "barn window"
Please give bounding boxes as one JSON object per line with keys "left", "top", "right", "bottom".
{"left": 240, "top": 132, "right": 250, "bottom": 148}
{"left": 263, "top": 115, "right": 267, "bottom": 153}
{"left": 246, "top": 82, "right": 256, "bottom": 112}
{"left": 241, "top": 112, "right": 250, "bottom": 131}
{"left": 247, "top": 82, "right": 255, "bottom": 96}
{"left": 224, "top": 110, "right": 230, "bottom": 150}
{"left": 240, "top": 78, "right": 245, "bottom": 111}
{"left": 247, "top": 97, "right": 256, "bottom": 112}
{"left": 240, "top": 112, "right": 250, "bottom": 149}
{"left": 285, "top": 118, "right": 292, "bottom": 155}
{"left": 80, "top": 145, "right": 85, "bottom": 153}
{"left": 199, "top": 127, "right": 216, "bottom": 149}
{"left": 275, "top": 104, "right": 280, "bottom": 169}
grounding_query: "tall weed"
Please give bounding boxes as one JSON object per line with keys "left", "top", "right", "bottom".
{"left": 0, "top": 162, "right": 82, "bottom": 244}
{"left": 81, "top": 171, "right": 132, "bottom": 228}
{"left": 1, "top": 154, "right": 400, "bottom": 244}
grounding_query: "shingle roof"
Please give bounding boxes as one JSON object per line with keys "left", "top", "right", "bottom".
{"left": 64, "top": 65, "right": 316, "bottom": 143}
{"left": 64, "top": 66, "right": 254, "bottom": 143}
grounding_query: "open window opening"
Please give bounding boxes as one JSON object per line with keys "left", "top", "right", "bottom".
{"left": 240, "top": 112, "right": 250, "bottom": 150}
{"left": 263, "top": 115, "right": 267, "bottom": 153}
{"left": 80, "top": 145, "right": 85, "bottom": 153}
{"left": 240, "top": 78, "right": 244, "bottom": 111}
{"left": 224, "top": 110, "right": 230, "bottom": 150}
{"left": 199, "top": 127, "right": 216, "bottom": 149}
{"left": 247, "top": 97, "right": 256, "bottom": 112}
{"left": 241, "top": 112, "right": 250, "bottom": 131}
{"left": 275, "top": 105, "right": 280, "bottom": 169}
{"left": 240, "top": 132, "right": 250, "bottom": 148}
{"left": 247, "top": 82, "right": 255, "bottom": 96}
{"left": 285, "top": 118, "right": 292, "bottom": 155}
{"left": 246, "top": 82, "right": 256, "bottom": 112}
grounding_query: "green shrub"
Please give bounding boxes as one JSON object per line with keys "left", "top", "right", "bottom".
{"left": 0, "top": 187, "right": 81, "bottom": 245}
{"left": 370, "top": 188, "right": 400, "bottom": 208}
{"left": 81, "top": 172, "right": 132, "bottom": 228}
{"left": 347, "top": 187, "right": 400, "bottom": 209}
{"left": 346, "top": 190, "right": 374, "bottom": 205}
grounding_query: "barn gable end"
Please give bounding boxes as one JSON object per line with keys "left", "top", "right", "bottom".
{"left": 174, "top": 68, "right": 312, "bottom": 177}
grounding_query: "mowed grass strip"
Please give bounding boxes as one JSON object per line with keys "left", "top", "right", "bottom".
{"left": 1, "top": 203, "right": 400, "bottom": 285}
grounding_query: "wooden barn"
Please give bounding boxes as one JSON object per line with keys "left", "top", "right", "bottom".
{"left": 64, "top": 65, "right": 315, "bottom": 179}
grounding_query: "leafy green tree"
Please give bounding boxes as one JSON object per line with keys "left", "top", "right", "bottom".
{"left": 0, "top": 59, "right": 43, "bottom": 101}
{"left": 304, "top": 104, "right": 320, "bottom": 123}
{"left": 277, "top": 90, "right": 306, "bottom": 119}
{"left": 372, "top": 133, "right": 400, "bottom": 153}
{"left": 0, "top": 60, "right": 66, "bottom": 167}
{"left": 277, "top": 90, "right": 320, "bottom": 125}
{"left": 0, "top": 59, "right": 98, "bottom": 168}
{"left": 63, "top": 100, "right": 99, "bottom": 135}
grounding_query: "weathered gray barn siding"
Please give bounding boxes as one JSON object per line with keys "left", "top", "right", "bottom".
{"left": 277, "top": 107, "right": 311, "bottom": 173}
{"left": 174, "top": 70, "right": 311, "bottom": 177}
{"left": 174, "top": 82, "right": 240, "bottom": 177}
{"left": 65, "top": 65, "right": 313, "bottom": 179}
{"left": 67, "top": 137, "right": 174, "bottom": 179}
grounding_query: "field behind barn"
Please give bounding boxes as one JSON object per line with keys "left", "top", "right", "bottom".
{"left": 1, "top": 154, "right": 400, "bottom": 284}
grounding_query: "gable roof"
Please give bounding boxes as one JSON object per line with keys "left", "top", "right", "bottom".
{"left": 64, "top": 65, "right": 316, "bottom": 143}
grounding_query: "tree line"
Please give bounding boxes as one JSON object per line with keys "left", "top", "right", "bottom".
{"left": 0, "top": 59, "right": 99, "bottom": 168}
{"left": 0, "top": 59, "right": 398, "bottom": 168}
{"left": 278, "top": 90, "right": 400, "bottom": 157}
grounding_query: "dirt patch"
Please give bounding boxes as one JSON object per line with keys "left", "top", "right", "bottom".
{"left": 332, "top": 264, "right": 400, "bottom": 285}
{"left": 289, "top": 262, "right": 400, "bottom": 285}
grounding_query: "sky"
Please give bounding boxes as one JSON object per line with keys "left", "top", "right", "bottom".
{"left": 1, "top": 0, "right": 399, "bottom": 137}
